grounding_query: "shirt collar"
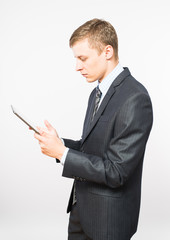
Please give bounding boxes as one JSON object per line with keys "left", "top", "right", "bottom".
{"left": 98, "top": 63, "right": 124, "bottom": 97}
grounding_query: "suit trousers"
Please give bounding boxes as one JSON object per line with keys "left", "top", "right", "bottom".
{"left": 68, "top": 203, "right": 92, "bottom": 240}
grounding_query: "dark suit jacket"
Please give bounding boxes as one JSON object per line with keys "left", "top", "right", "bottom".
{"left": 61, "top": 68, "right": 153, "bottom": 240}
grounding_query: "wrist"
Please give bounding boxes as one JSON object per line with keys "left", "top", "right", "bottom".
{"left": 57, "top": 146, "right": 67, "bottom": 161}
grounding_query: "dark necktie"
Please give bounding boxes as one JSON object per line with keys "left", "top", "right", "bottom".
{"left": 91, "top": 86, "right": 102, "bottom": 122}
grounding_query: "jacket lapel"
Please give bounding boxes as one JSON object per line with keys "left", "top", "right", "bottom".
{"left": 81, "top": 68, "right": 130, "bottom": 145}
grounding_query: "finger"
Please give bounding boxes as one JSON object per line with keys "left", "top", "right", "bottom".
{"left": 34, "top": 132, "right": 44, "bottom": 141}
{"left": 44, "top": 120, "right": 53, "bottom": 131}
{"left": 36, "top": 126, "right": 45, "bottom": 135}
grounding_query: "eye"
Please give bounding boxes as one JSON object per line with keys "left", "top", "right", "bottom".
{"left": 80, "top": 57, "right": 87, "bottom": 62}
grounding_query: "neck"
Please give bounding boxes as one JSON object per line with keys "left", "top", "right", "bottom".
{"left": 99, "top": 59, "right": 119, "bottom": 83}
{"left": 109, "top": 59, "right": 119, "bottom": 72}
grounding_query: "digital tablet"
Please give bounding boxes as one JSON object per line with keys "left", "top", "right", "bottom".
{"left": 11, "top": 105, "right": 40, "bottom": 134}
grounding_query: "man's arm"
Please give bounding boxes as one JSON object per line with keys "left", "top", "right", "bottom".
{"left": 62, "top": 93, "right": 153, "bottom": 188}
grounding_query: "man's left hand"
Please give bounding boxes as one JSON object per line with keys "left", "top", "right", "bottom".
{"left": 34, "top": 120, "right": 66, "bottom": 161}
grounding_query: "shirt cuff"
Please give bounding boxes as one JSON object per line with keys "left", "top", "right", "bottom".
{"left": 60, "top": 147, "right": 69, "bottom": 165}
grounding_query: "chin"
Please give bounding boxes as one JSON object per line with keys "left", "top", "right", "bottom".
{"left": 86, "top": 77, "right": 97, "bottom": 83}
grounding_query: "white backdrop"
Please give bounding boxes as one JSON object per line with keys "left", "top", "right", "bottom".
{"left": 0, "top": 0, "right": 170, "bottom": 239}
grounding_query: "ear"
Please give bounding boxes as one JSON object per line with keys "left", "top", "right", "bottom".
{"left": 104, "top": 45, "right": 114, "bottom": 60}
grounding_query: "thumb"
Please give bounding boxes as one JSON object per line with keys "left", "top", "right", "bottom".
{"left": 44, "top": 120, "right": 53, "bottom": 131}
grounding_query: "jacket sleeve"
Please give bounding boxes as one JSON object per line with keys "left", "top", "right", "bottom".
{"left": 56, "top": 139, "right": 82, "bottom": 163}
{"left": 63, "top": 138, "right": 82, "bottom": 150}
{"left": 62, "top": 93, "right": 153, "bottom": 188}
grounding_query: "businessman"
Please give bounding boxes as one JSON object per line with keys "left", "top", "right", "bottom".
{"left": 34, "top": 19, "right": 153, "bottom": 240}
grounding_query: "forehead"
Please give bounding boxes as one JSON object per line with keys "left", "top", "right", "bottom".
{"left": 72, "top": 38, "right": 98, "bottom": 58}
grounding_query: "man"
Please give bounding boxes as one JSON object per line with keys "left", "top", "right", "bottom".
{"left": 34, "top": 19, "right": 153, "bottom": 240}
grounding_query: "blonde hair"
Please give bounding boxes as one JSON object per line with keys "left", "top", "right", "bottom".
{"left": 69, "top": 18, "right": 118, "bottom": 59}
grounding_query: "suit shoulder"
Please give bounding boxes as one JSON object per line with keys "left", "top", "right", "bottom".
{"left": 126, "top": 74, "right": 149, "bottom": 94}
{"left": 120, "top": 73, "right": 151, "bottom": 102}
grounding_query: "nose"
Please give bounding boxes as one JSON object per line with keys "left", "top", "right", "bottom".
{"left": 76, "top": 59, "right": 83, "bottom": 71}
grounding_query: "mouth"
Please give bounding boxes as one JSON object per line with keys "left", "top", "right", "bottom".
{"left": 81, "top": 73, "right": 88, "bottom": 77}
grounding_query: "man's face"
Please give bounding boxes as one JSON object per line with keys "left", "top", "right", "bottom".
{"left": 72, "top": 38, "right": 108, "bottom": 83}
